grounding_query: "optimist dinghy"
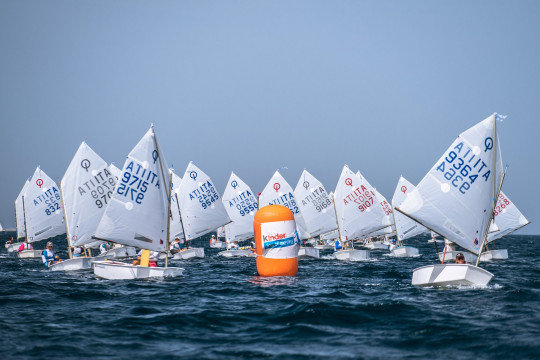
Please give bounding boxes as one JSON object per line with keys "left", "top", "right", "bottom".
{"left": 17, "top": 167, "right": 66, "bottom": 259}
{"left": 217, "top": 172, "right": 257, "bottom": 258}
{"left": 172, "top": 162, "right": 231, "bottom": 260}
{"left": 50, "top": 142, "right": 119, "bottom": 272}
{"left": 389, "top": 177, "right": 426, "bottom": 257}
{"left": 91, "top": 126, "right": 183, "bottom": 280}
{"left": 397, "top": 114, "right": 505, "bottom": 287}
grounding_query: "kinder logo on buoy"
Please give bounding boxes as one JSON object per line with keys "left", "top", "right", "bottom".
{"left": 260, "top": 220, "right": 298, "bottom": 252}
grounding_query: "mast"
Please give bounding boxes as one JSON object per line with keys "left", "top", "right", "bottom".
{"left": 150, "top": 126, "right": 172, "bottom": 267}
{"left": 332, "top": 195, "right": 343, "bottom": 250}
{"left": 475, "top": 117, "right": 504, "bottom": 267}
{"left": 21, "top": 195, "right": 28, "bottom": 242}
{"left": 175, "top": 192, "right": 189, "bottom": 251}
{"left": 59, "top": 183, "right": 73, "bottom": 259}
{"left": 390, "top": 200, "right": 401, "bottom": 246}
{"left": 14, "top": 201, "right": 18, "bottom": 241}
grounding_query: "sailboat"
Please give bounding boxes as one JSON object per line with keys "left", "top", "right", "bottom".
{"left": 332, "top": 166, "right": 387, "bottom": 260}
{"left": 361, "top": 187, "right": 393, "bottom": 250}
{"left": 9, "top": 178, "right": 30, "bottom": 253}
{"left": 389, "top": 176, "right": 425, "bottom": 257}
{"left": 480, "top": 191, "right": 530, "bottom": 261}
{"left": 173, "top": 162, "right": 231, "bottom": 260}
{"left": 218, "top": 172, "right": 258, "bottom": 257}
{"left": 210, "top": 226, "right": 227, "bottom": 249}
{"left": 293, "top": 170, "right": 338, "bottom": 258}
{"left": 397, "top": 114, "right": 504, "bottom": 287}
{"left": 18, "top": 167, "right": 66, "bottom": 259}
{"left": 92, "top": 126, "right": 184, "bottom": 280}
{"left": 49, "top": 142, "right": 116, "bottom": 271}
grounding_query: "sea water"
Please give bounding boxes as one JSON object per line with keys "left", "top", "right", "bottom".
{"left": 0, "top": 233, "right": 538, "bottom": 359}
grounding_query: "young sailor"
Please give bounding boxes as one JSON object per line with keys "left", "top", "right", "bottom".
{"left": 4, "top": 237, "right": 13, "bottom": 249}
{"left": 18, "top": 239, "right": 33, "bottom": 253}
{"left": 99, "top": 242, "right": 112, "bottom": 254}
{"left": 42, "top": 241, "right": 60, "bottom": 267}
{"left": 170, "top": 238, "right": 181, "bottom": 254}
{"left": 230, "top": 241, "right": 240, "bottom": 250}
{"left": 209, "top": 235, "right": 217, "bottom": 246}
{"left": 334, "top": 239, "right": 342, "bottom": 252}
{"left": 72, "top": 246, "right": 83, "bottom": 257}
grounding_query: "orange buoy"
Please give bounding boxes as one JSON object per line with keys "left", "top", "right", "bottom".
{"left": 254, "top": 205, "right": 300, "bottom": 276}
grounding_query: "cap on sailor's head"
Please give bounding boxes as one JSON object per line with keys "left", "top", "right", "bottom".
{"left": 46, "top": 241, "right": 53, "bottom": 247}
{"left": 211, "top": 235, "right": 215, "bottom": 238}
{"left": 175, "top": 237, "right": 180, "bottom": 241}
{"left": 456, "top": 252, "right": 465, "bottom": 259}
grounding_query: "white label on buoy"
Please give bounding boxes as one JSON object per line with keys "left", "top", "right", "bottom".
{"left": 261, "top": 220, "right": 300, "bottom": 259}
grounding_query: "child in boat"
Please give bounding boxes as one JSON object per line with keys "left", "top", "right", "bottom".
{"left": 42, "top": 241, "right": 60, "bottom": 267}
{"left": 455, "top": 253, "right": 466, "bottom": 264}
{"left": 334, "top": 239, "right": 342, "bottom": 252}
{"left": 72, "top": 246, "right": 83, "bottom": 257}
{"left": 18, "top": 239, "right": 33, "bottom": 253}
{"left": 170, "top": 238, "right": 181, "bottom": 254}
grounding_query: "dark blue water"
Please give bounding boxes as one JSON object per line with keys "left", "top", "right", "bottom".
{"left": 1, "top": 232, "right": 538, "bottom": 359}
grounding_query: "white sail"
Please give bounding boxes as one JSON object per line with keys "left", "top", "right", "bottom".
{"left": 221, "top": 172, "right": 258, "bottom": 243}
{"left": 15, "top": 178, "right": 30, "bottom": 239}
{"left": 94, "top": 127, "right": 170, "bottom": 252}
{"left": 397, "top": 114, "right": 503, "bottom": 255}
{"left": 61, "top": 142, "right": 116, "bottom": 247}
{"left": 0, "top": 223, "right": 3, "bottom": 231}
{"left": 487, "top": 191, "right": 530, "bottom": 242}
{"left": 391, "top": 176, "right": 427, "bottom": 241}
{"left": 23, "top": 167, "right": 66, "bottom": 243}
{"left": 259, "top": 170, "right": 308, "bottom": 238}
{"left": 177, "top": 162, "right": 231, "bottom": 241}
{"left": 169, "top": 170, "right": 184, "bottom": 241}
{"left": 334, "top": 165, "right": 387, "bottom": 240}
{"left": 293, "top": 170, "right": 337, "bottom": 238}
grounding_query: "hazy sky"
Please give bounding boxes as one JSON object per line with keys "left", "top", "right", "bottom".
{"left": 0, "top": 1, "right": 538, "bottom": 234}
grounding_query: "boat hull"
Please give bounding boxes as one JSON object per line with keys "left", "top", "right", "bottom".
{"left": 298, "top": 247, "right": 320, "bottom": 258}
{"left": 173, "top": 248, "right": 205, "bottom": 260}
{"left": 210, "top": 242, "right": 227, "bottom": 249}
{"left": 480, "top": 249, "right": 508, "bottom": 262}
{"left": 313, "top": 244, "right": 334, "bottom": 250}
{"left": 412, "top": 264, "right": 493, "bottom": 287}
{"left": 93, "top": 261, "right": 184, "bottom": 280}
{"left": 49, "top": 257, "right": 94, "bottom": 271}
{"left": 438, "top": 251, "right": 477, "bottom": 263}
{"left": 218, "top": 249, "right": 254, "bottom": 258}
{"left": 17, "top": 250, "right": 42, "bottom": 259}
{"left": 100, "top": 246, "right": 137, "bottom": 259}
{"left": 391, "top": 246, "right": 419, "bottom": 257}
{"left": 334, "top": 249, "right": 370, "bottom": 261}
{"left": 363, "top": 243, "right": 389, "bottom": 250}
{"left": 6, "top": 242, "right": 23, "bottom": 253}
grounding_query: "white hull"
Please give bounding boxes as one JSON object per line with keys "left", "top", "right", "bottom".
{"left": 93, "top": 260, "right": 184, "bottom": 280}
{"left": 363, "top": 242, "right": 389, "bottom": 250}
{"left": 391, "top": 246, "right": 419, "bottom": 257}
{"left": 438, "top": 251, "right": 477, "bottom": 263}
{"left": 49, "top": 257, "right": 94, "bottom": 271}
{"left": 173, "top": 248, "right": 205, "bottom": 260}
{"left": 314, "top": 244, "right": 334, "bottom": 250}
{"left": 100, "top": 246, "right": 137, "bottom": 259}
{"left": 334, "top": 249, "right": 370, "bottom": 261}
{"left": 428, "top": 239, "right": 444, "bottom": 243}
{"left": 218, "top": 249, "right": 254, "bottom": 258}
{"left": 6, "top": 242, "right": 23, "bottom": 253}
{"left": 298, "top": 247, "right": 320, "bottom": 258}
{"left": 210, "top": 242, "right": 227, "bottom": 249}
{"left": 412, "top": 264, "right": 494, "bottom": 287}
{"left": 480, "top": 249, "right": 508, "bottom": 262}
{"left": 17, "top": 250, "right": 42, "bottom": 259}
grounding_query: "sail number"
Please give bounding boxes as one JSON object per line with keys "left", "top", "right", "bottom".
{"left": 436, "top": 141, "right": 492, "bottom": 195}
{"left": 117, "top": 172, "right": 148, "bottom": 204}
{"left": 189, "top": 180, "right": 219, "bottom": 209}
{"left": 493, "top": 193, "right": 511, "bottom": 217}
{"left": 268, "top": 192, "right": 299, "bottom": 214}
{"left": 44, "top": 193, "right": 61, "bottom": 216}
